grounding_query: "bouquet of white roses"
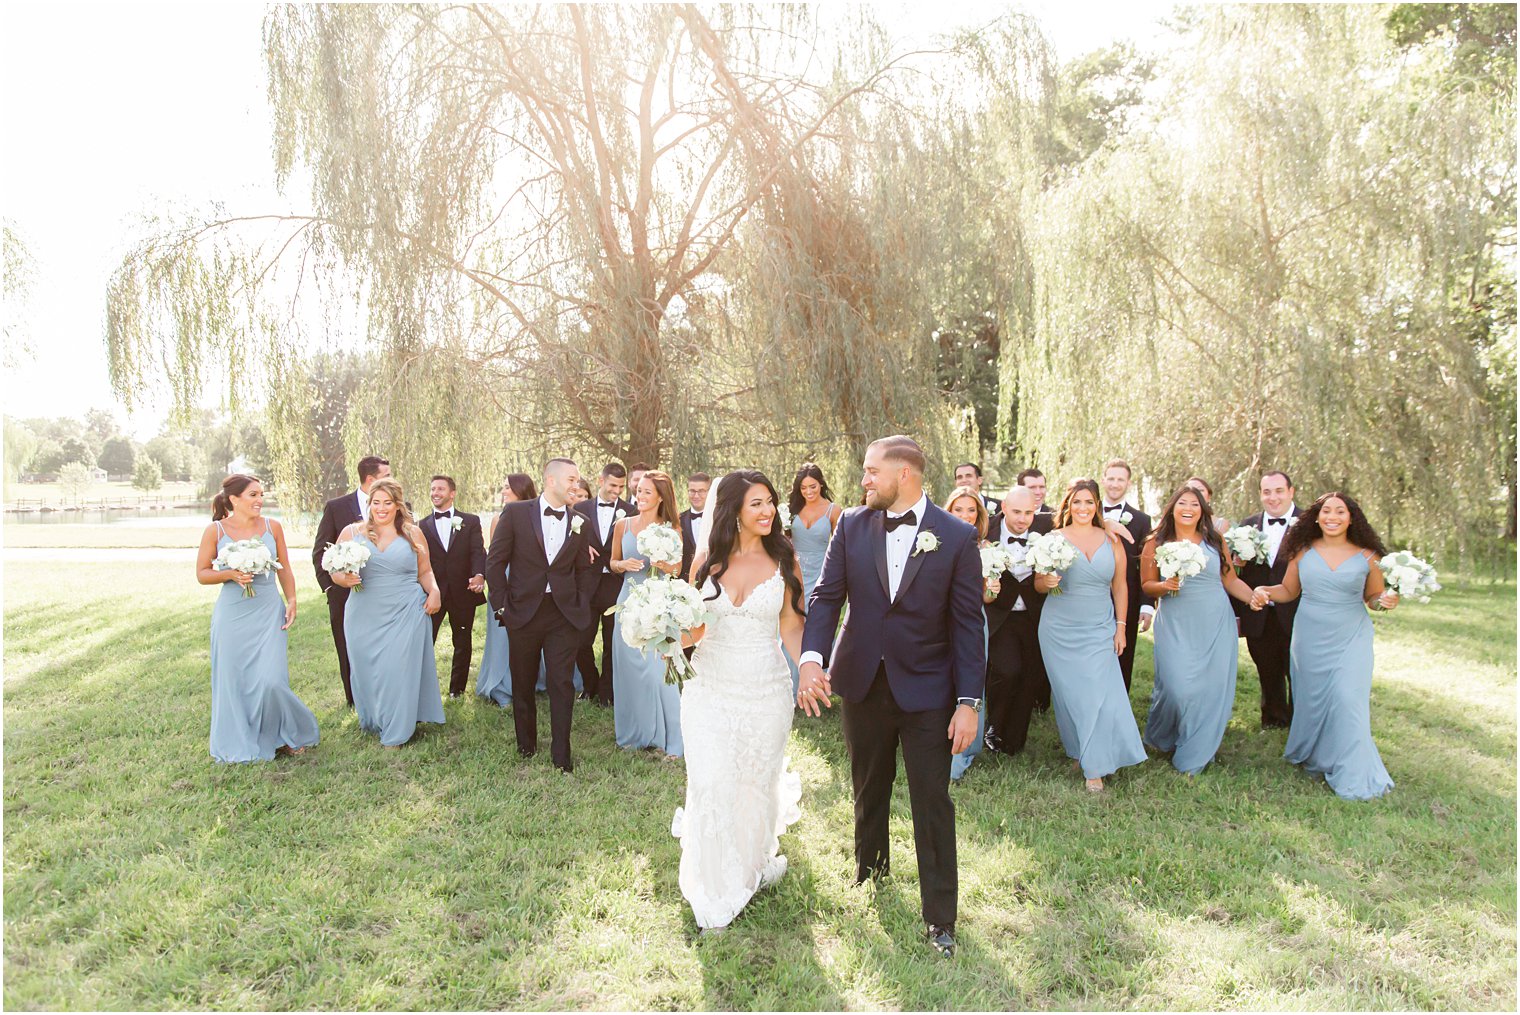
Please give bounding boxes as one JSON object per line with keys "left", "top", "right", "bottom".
{"left": 1377, "top": 550, "right": 1441, "bottom": 604}
{"left": 636, "top": 522, "right": 684, "bottom": 569}
{"left": 213, "top": 538, "right": 283, "bottom": 598}
{"left": 1222, "top": 525, "right": 1270, "bottom": 564}
{"left": 777, "top": 503, "right": 793, "bottom": 532}
{"left": 321, "top": 540, "right": 373, "bottom": 592}
{"left": 606, "top": 575, "right": 714, "bottom": 686}
{"left": 1025, "top": 532, "right": 1078, "bottom": 595}
{"left": 1155, "top": 540, "right": 1208, "bottom": 594}
{"left": 979, "top": 543, "right": 1014, "bottom": 581}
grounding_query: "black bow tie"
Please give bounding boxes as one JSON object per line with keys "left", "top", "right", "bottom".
{"left": 1104, "top": 505, "right": 1124, "bottom": 514}
{"left": 434, "top": 511, "right": 452, "bottom": 520}
{"left": 1268, "top": 516, "right": 1287, "bottom": 526}
{"left": 543, "top": 506, "right": 565, "bottom": 521}
{"left": 884, "top": 510, "right": 917, "bottom": 533}
{"left": 1006, "top": 534, "right": 1026, "bottom": 545}
{"left": 598, "top": 501, "right": 615, "bottom": 508}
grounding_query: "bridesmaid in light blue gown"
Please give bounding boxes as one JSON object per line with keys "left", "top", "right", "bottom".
{"left": 476, "top": 475, "right": 536, "bottom": 707}
{"left": 785, "top": 464, "right": 842, "bottom": 696}
{"left": 334, "top": 479, "right": 446, "bottom": 748}
{"left": 945, "top": 487, "right": 993, "bottom": 781}
{"left": 1036, "top": 478, "right": 1146, "bottom": 791}
{"left": 1252, "top": 492, "right": 1399, "bottom": 800}
{"left": 610, "top": 470, "right": 686, "bottom": 757}
{"left": 1140, "top": 486, "right": 1257, "bottom": 775}
{"left": 197, "top": 474, "right": 319, "bottom": 763}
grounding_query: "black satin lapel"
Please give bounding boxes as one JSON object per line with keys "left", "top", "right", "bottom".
{"left": 531, "top": 499, "right": 548, "bottom": 563}
{"left": 872, "top": 511, "right": 890, "bottom": 599}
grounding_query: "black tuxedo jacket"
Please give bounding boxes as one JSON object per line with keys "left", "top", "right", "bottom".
{"left": 802, "top": 502, "right": 986, "bottom": 711}
{"left": 1235, "top": 508, "right": 1301, "bottom": 637}
{"left": 419, "top": 510, "right": 487, "bottom": 607}
{"left": 1029, "top": 511, "right": 1055, "bottom": 536}
{"left": 1103, "top": 503, "right": 1154, "bottom": 616}
{"left": 574, "top": 495, "right": 634, "bottom": 586}
{"left": 679, "top": 509, "right": 701, "bottom": 580}
{"left": 313, "top": 491, "right": 364, "bottom": 595}
{"left": 487, "top": 498, "right": 599, "bottom": 630}
{"left": 984, "top": 515, "right": 1046, "bottom": 636}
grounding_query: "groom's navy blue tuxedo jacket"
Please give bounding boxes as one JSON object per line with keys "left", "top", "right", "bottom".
{"left": 802, "top": 501, "right": 986, "bottom": 712}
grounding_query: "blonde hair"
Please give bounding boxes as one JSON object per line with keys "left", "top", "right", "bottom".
{"left": 364, "top": 478, "right": 423, "bottom": 548}
{"left": 944, "top": 485, "right": 989, "bottom": 540}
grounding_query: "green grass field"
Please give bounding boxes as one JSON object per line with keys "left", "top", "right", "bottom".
{"left": 3, "top": 545, "right": 1515, "bottom": 1010}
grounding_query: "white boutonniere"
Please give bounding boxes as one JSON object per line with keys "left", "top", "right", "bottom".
{"left": 613, "top": 509, "right": 626, "bottom": 523}
{"left": 1117, "top": 510, "right": 1133, "bottom": 526}
{"left": 448, "top": 516, "right": 464, "bottom": 533}
{"left": 570, "top": 515, "right": 585, "bottom": 535}
{"left": 913, "top": 531, "right": 940, "bottom": 556}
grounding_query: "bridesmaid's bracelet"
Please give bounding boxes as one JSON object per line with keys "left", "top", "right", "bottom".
{"left": 1116, "top": 620, "right": 1127, "bottom": 626}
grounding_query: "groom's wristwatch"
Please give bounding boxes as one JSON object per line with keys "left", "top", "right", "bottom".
{"left": 957, "top": 697, "right": 982, "bottom": 714}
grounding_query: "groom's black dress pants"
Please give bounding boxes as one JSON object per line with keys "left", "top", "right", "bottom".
{"left": 841, "top": 663, "right": 957, "bottom": 929}
{"left": 507, "top": 595, "right": 581, "bottom": 772}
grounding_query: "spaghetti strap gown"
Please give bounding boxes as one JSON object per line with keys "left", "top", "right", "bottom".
{"left": 1037, "top": 538, "right": 1146, "bottom": 780}
{"left": 1283, "top": 549, "right": 1393, "bottom": 800}
{"left": 344, "top": 532, "right": 445, "bottom": 746}
{"left": 1143, "top": 542, "right": 1238, "bottom": 774}
{"left": 208, "top": 522, "right": 319, "bottom": 762}
{"left": 611, "top": 527, "right": 684, "bottom": 755}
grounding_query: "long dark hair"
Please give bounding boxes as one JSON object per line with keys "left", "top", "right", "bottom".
{"left": 696, "top": 469, "right": 805, "bottom": 615}
{"left": 788, "top": 462, "right": 835, "bottom": 517}
{"left": 1148, "top": 484, "right": 1230, "bottom": 574}
{"left": 505, "top": 473, "right": 537, "bottom": 503}
{"left": 1054, "top": 478, "right": 1105, "bottom": 530}
{"left": 1278, "top": 491, "right": 1387, "bottom": 562}
{"left": 212, "top": 474, "right": 259, "bottom": 521}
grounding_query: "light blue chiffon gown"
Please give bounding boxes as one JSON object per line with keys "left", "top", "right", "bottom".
{"left": 1283, "top": 549, "right": 1393, "bottom": 800}
{"left": 1143, "top": 542, "right": 1238, "bottom": 774}
{"left": 1038, "top": 538, "right": 1147, "bottom": 780}
{"left": 208, "top": 522, "right": 319, "bottom": 762}
{"left": 344, "top": 532, "right": 445, "bottom": 746}
{"left": 476, "top": 565, "right": 512, "bottom": 707}
{"left": 787, "top": 505, "right": 835, "bottom": 697}
{"left": 612, "top": 528, "right": 684, "bottom": 755}
{"left": 951, "top": 614, "right": 991, "bottom": 781}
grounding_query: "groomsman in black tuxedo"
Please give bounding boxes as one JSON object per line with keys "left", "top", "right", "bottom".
{"left": 312, "top": 455, "right": 390, "bottom": 706}
{"left": 953, "top": 463, "right": 1001, "bottom": 514}
{"left": 574, "top": 463, "right": 631, "bottom": 706}
{"left": 1017, "top": 468, "right": 1055, "bottom": 527}
{"left": 420, "top": 475, "right": 487, "bottom": 698}
{"left": 488, "top": 458, "right": 598, "bottom": 772}
{"left": 1235, "top": 470, "right": 1300, "bottom": 728}
{"left": 983, "top": 486, "right": 1049, "bottom": 755}
{"left": 678, "top": 472, "right": 711, "bottom": 580}
{"left": 1100, "top": 459, "right": 1154, "bottom": 691}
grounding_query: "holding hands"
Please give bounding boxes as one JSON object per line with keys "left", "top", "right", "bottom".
{"left": 796, "top": 661, "right": 832, "bottom": 716}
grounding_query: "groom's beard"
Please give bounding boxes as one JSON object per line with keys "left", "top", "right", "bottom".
{"left": 865, "top": 483, "right": 898, "bottom": 511}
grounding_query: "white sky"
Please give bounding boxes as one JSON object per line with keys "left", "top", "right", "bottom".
{"left": 0, "top": 1, "right": 1174, "bottom": 440}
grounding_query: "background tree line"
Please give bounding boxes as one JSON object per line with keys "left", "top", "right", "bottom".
{"left": 104, "top": 3, "right": 1514, "bottom": 567}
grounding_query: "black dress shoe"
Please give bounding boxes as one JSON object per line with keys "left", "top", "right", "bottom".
{"left": 927, "top": 923, "right": 956, "bottom": 958}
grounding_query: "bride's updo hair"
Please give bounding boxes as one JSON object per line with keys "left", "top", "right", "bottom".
{"left": 696, "top": 469, "right": 805, "bottom": 616}
{"left": 212, "top": 474, "right": 260, "bottom": 521}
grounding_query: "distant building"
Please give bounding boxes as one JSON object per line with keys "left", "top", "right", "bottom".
{"left": 227, "top": 455, "right": 251, "bottom": 475}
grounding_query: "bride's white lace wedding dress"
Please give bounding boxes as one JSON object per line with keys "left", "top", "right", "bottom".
{"left": 671, "top": 566, "right": 802, "bottom": 929}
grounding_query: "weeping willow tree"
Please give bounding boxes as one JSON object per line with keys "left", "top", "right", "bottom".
{"left": 107, "top": 4, "right": 1044, "bottom": 508}
{"left": 1006, "top": 4, "right": 1515, "bottom": 562}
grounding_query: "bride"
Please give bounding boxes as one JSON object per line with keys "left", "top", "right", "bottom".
{"left": 674, "top": 469, "right": 806, "bottom": 932}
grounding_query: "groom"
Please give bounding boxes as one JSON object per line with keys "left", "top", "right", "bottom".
{"left": 798, "top": 435, "right": 986, "bottom": 958}
{"left": 486, "top": 457, "right": 597, "bottom": 773}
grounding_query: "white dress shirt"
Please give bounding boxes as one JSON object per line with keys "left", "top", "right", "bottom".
{"left": 354, "top": 489, "right": 369, "bottom": 523}
{"left": 690, "top": 515, "right": 703, "bottom": 546}
{"left": 595, "top": 500, "right": 618, "bottom": 572}
{"left": 799, "top": 493, "right": 928, "bottom": 672}
{"left": 433, "top": 506, "right": 455, "bottom": 552}
{"left": 1000, "top": 519, "right": 1032, "bottom": 611}
{"left": 539, "top": 497, "right": 570, "bottom": 590}
{"left": 1264, "top": 506, "right": 1297, "bottom": 565}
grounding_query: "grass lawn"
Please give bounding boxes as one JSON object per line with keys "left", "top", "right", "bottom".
{"left": 3, "top": 553, "right": 1515, "bottom": 1010}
